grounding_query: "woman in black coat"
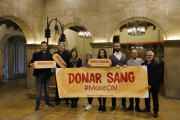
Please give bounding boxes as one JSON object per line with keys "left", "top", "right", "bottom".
{"left": 68, "top": 48, "right": 82, "bottom": 108}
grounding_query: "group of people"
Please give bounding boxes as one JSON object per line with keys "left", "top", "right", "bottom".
{"left": 29, "top": 41, "right": 161, "bottom": 118}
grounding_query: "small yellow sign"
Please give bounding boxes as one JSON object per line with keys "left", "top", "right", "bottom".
{"left": 88, "top": 59, "right": 112, "bottom": 67}
{"left": 52, "top": 53, "right": 67, "bottom": 68}
{"left": 34, "top": 61, "right": 56, "bottom": 69}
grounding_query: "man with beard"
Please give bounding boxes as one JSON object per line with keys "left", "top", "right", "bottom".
{"left": 54, "top": 42, "right": 71, "bottom": 105}
{"left": 126, "top": 49, "right": 144, "bottom": 112}
{"left": 29, "top": 41, "right": 54, "bottom": 111}
{"left": 109, "top": 41, "right": 127, "bottom": 112}
{"left": 141, "top": 51, "right": 161, "bottom": 118}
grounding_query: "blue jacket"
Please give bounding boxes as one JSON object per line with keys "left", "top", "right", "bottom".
{"left": 142, "top": 58, "right": 161, "bottom": 91}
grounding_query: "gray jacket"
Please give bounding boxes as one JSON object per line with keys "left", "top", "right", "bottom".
{"left": 109, "top": 53, "right": 126, "bottom": 67}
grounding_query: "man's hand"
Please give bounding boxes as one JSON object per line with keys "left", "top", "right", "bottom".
{"left": 116, "top": 65, "right": 120, "bottom": 68}
{"left": 123, "top": 65, "right": 127, "bottom": 68}
{"left": 30, "top": 63, "right": 35, "bottom": 67}
{"left": 147, "top": 85, "right": 151, "bottom": 90}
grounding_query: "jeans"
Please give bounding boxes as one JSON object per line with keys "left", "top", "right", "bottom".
{"left": 36, "top": 72, "right": 50, "bottom": 105}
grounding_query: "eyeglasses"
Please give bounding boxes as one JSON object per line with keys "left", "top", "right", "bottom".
{"left": 146, "top": 55, "right": 153, "bottom": 56}
{"left": 114, "top": 45, "right": 120, "bottom": 47}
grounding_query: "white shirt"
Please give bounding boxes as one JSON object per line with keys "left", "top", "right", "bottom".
{"left": 114, "top": 52, "right": 122, "bottom": 60}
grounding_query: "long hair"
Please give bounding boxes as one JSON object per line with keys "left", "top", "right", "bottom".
{"left": 98, "top": 49, "right": 107, "bottom": 59}
{"left": 70, "top": 48, "right": 78, "bottom": 58}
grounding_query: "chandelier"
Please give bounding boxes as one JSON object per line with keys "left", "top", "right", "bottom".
{"left": 128, "top": 21, "right": 145, "bottom": 36}
{"left": 79, "top": 29, "right": 91, "bottom": 38}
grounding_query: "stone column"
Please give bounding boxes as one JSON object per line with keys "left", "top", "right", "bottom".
{"left": 90, "top": 42, "right": 114, "bottom": 59}
{"left": 24, "top": 44, "right": 58, "bottom": 88}
{"left": 162, "top": 40, "right": 180, "bottom": 99}
{"left": 8, "top": 42, "right": 13, "bottom": 79}
{"left": 0, "top": 49, "right": 4, "bottom": 82}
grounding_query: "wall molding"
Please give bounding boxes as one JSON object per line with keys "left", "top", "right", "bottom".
{"left": 161, "top": 40, "right": 180, "bottom": 47}
{"left": 90, "top": 42, "right": 113, "bottom": 48}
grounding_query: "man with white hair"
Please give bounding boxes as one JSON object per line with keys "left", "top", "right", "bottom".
{"left": 141, "top": 51, "right": 161, "bottom": 118}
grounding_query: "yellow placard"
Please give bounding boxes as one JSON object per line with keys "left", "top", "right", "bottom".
{"left": 52, "top": 53, "right": 67, "bottom": 68}
{"left": 56, "top": 66, "right": 148, "bottom": 98}
{"left": 34, "top": 61, "right": 56, "bottom": 69}
{"left": 88, "top": 59, "right": 112, "bottom": 67}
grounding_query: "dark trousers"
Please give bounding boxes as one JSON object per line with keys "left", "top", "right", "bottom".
{"left": 98, "top": 97, "right": 106, "bottom": 106}
{"left": 36, "top": 72, "right": 50, "bottom": 105}
{"left": 55, "top": 77, "right": 69, "bottom": 102}
{"left": 112, "top": 97, "right": 126, "bottom": 106}
{"left": 145, "top": 89, "right": 159, "bottom": 113}
{"left": 88, "top": 97, "right": 93, "bottom": 104}
{"left": 129, "top": 98, "right": 140, "bottom": 108}
{"left": 70, "top": 98, "right": 79, "bottom": 104}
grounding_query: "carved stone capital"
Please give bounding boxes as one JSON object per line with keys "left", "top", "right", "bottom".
{"left": 162, "top": 40, "right": 180, "bottom": 47}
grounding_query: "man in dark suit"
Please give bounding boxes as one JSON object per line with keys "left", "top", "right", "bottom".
{"left": 109, "top": 41, "right": 127, "bottom": 112}
{"left": 141, "top": 51, "right": 161, "bottom": 118}
{"left": 29, "top": 41, "right": 54, "bottom": 111}
{"left": 54, "top": 42, "right": 71, "bottom": 105}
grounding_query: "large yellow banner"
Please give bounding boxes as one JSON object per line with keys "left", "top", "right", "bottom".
{"left": 56, "top": 66, "right": 148, "bottom": 98}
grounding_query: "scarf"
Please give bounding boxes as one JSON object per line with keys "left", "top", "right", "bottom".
{"left": 69, "top": 57, "right": 78, "bottom": 68}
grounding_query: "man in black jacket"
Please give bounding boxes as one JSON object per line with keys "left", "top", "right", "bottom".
{"left": 29, "top": 41, "right": 54, "bottom": 111}
{"left": 54, "top": 42, "right": 71, "bottom": 105}
{"left": 141, "top": 51, "right": 161, "bottom": 118}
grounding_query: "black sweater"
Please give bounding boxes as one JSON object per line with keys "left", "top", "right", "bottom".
{"left": 28, "top": 51, "right": 53, "bottom": 77}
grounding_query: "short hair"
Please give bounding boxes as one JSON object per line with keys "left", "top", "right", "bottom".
{"left": 114, "top": 41, "right": 120, "bottom": 45}
{"left": 41, "top": 41, "right": 47, "bottom": 46}
{"left": 58, "top": 42, "right": 65, "bottom": 47}
{"left": 146, "top": 51, "right": 154, "bottom": 56}
{"left": 98, "top": 49, "right": 107, "bottom": 59}
{"left": 70, "top": 48, "right": 78, "bottom": 58}
{"left": 131, "top": 49, "right": 138, "bottom": 53}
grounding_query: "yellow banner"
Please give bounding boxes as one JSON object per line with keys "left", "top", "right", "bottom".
{"left": 34, "top": 61, "right": 56, "bottom": 69}
{"left": 88, "top": 59, "right": 112, "bottom": 67}
{"left": 56, "top": 66, "right": 148, "bottom": 98}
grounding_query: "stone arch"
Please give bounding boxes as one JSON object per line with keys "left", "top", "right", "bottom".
{"left": 0, "top": 7, "right": 38, "bottom": 44}
{"left": 52, "top": 16, "right": 92, "bottom": 45}
{"left": 108, "top": 9, "right": 174, "bottom": 42}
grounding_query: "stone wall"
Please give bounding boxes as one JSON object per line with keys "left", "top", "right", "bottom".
{"left": 0, "top": 0, "right": 44, "bottom": 43}
{"left": 44, "top": 0, "right": 180, "bottom": 43}
{"left": 162, "top": 40, "right": 180, "bottom": 99}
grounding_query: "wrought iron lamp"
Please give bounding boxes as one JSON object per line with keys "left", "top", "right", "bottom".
{"left": 128, "top": 21, "right": 145, "bottom": 36}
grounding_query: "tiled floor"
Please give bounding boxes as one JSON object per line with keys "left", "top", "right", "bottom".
{"left": 0, "top": 79, "right": 180, "bottom": 120}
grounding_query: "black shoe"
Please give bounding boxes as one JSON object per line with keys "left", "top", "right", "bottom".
{"left": 102, "top": 106, "right": 106, "bottom": 112}
{"left": 46, "top": 102, "right": 54, "bottom": 107}
{"left": 141, "top": 108, "right": 150, "bottom": 112}
{"left": 71, "top": 103, "right": 75, "bottom": 108}
{"left": 127, "top": 106, "right": 134, "bottom": 111}
{"left": 66, "top": 100, "right": 70, "bottom": 105}
{"left": 110, "top": 106, "right": 115, "bottom": 111}
{"left": 153, "top": 112, "right": 158, "bottom": 118}
{"left": 123, "top": 105, "right": 127, "bottom": 112}
{"left": 35, "top": 105, "right": 40, "bottom": 111}
{"left": 55, "top": 101, "right": 60, "bottom": 105}
{"left": 135, "top": 107, "right": 141, "bottom": 112}
{"left": 98, "top": 105, "right": 102, "bottom": 111}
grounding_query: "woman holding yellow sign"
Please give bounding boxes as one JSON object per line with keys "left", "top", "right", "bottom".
{"left": 97, "top": 49, "right": 111, "bottom": 112}
{"left": 68, "top": 49, "right": 82, "bottom": 108}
